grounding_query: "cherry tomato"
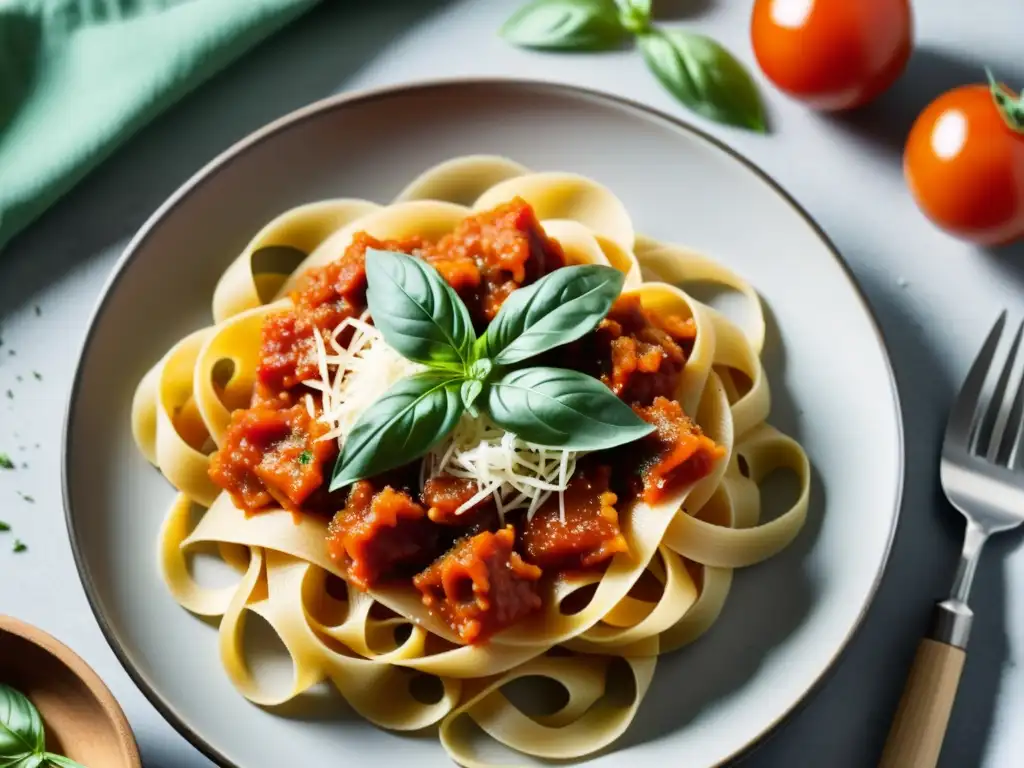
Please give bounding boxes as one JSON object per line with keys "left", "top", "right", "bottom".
{"left": 904, "top": 82, "right": 1024, "bottom": 245}
{"left": 751, "top": 0, "right": 913, "bottom": 111}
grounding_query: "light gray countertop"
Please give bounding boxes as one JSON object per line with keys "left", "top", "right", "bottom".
{"left": 1, "top": 1, "right": 1021, "bottom": 765}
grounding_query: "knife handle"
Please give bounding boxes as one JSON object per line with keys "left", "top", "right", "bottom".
{"left": 878, "top": 637, "right": 965, "bottom": 768}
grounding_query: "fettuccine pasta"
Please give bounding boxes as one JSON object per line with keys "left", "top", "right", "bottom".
{"left": 131, "top": 156, "right": 810, "bottom": 767}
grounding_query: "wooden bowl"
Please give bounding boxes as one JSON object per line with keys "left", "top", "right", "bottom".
{"left": 0, "top": 615, "right": 141, "bottom": 767}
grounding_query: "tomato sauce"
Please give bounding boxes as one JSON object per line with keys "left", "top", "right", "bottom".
{"left": 521, "top": 464, "right": 627, "bottom": 570}
{"left": 209, "top": 402, "right": 337, "bottom": 514}
{"left": 630, "top": 397, "right": 725, "bottom": 503}
{"left": 207, "top": 199, "right": 721, "bottom": 645}
{"left": 327, "top": 482, "right": 440, "bottom": 589}
{"left": 413, "top": 526, "right": 542, "bottom": 644}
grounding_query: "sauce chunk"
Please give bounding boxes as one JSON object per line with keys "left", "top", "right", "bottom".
{"left": 429, "top": 197, "right": 565, "bottom": 323}
{"left": 413, "top": 526, "right": 542, "bottom": 644}
{"left": 521, "top": 464, "right": 627, "bottom": 570}
{"left": 209, "top": 402, "right": 335, "bottom": 513}
{"left": 632, "top": 397, "right": 724, "bottom": 503}
{"left": 599, "top": 295, "right": 696, "bottom": 405}
{"left": 327, "top": 482, "right": 440, "bottom": 589}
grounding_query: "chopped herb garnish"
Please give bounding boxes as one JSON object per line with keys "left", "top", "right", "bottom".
{"left": 17, "top": 492, "right": 34, "bottom": 503}
{"left": 298, "top": 450, "right": 312, "bottom": 465}
{"left": 7, "top": 349, "right": 14, "bottom": 356}
{"left": 31, "top": 371, "right": 42, "bottom": 381}
{"left": 15, "top": 375, "right": 21, "bottom": 381}
{"left": 20, "top": 462, "right": 27, "bottom": 469}
{"left": 33, "top": 305, "right": 41, "bottom": 316}
{"left": 0, "top": 454, "right": 13, "bottom": 469}
{"left": 5, "top": 390, "right": 11, "bottom": 399}
{"left": 0, "top": 521, "right": 9, "bottom": 532}
{"left": 13, "top": 540, "right": 26, "bottom": 553}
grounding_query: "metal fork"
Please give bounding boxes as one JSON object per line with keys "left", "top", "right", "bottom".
{"left": 880, "top": 311, "right": 1024, "bottom": 768}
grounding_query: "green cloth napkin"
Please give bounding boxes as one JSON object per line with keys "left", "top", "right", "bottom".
{"left": 0, "top": 0, "right": 319, "bottom": 251}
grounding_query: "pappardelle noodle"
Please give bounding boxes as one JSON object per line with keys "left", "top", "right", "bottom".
{"left": 131, "top": 155, "right": 810, "bottom": 767}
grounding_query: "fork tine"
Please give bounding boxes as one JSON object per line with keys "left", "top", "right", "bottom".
{"left": 1001, "top": 356, "right": 1024, "bottom": 468}
{"left": 946, "top": 311, "right": 1007, "bottom": 447}
{"left": 983, "top": 320, "right": 1024, "bottom": 462}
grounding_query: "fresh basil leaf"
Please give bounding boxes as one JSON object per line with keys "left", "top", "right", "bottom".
{"left": 638, "top": 29, "right": 766, "bottom": 132}
{"left": 329, "top": 373, "right": 464, "bottom": 490}
{"left": 501, "top": 0, "right": 626, "bottom": 51}
{"left": 485, "top": 265, "right": 624, "bottom": 365}
{"left": 486, "top": 367, "right": 654, "bottom": 449}
{"left": 42, "top": 755, "right": 88, "bottom": 768}
{"left": 0, "top": 684, "right": 44, "bottom": 760}
{"left": 461, "top": 379, "right": 483, "bottom": 415}
{"left": 365, "top": 249, "right": 476, "bottom": 372}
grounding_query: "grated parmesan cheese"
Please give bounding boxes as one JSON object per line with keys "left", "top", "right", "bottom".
{"left": 306, "top": 312, "right": 425, "bottom": 445}
{"left": 423, "top": 416, "right": 581, "bottom": 524}
{"left": 310, "top": 314, "right": 581, "bottom": 522}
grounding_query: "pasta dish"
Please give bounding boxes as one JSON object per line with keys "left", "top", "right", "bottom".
{"left": 131, "top": 156, "right": 810, "bottom": 766}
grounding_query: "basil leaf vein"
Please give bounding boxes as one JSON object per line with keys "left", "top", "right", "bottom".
{"left": 484, "top": 264, "right": 624, "bottom": 365}
{"left": 487, "top": 367, "right": 654, "bottom": 450}
{"left": 501, "top": 0, "right": 627, "bottom": 51}
{"left": 0, "top": 685, "right": 43, "bottom": 761}
{"left": 329, "top": 373, "right": 464, "bottom": 490}
{"left": 638, "top": 29, "right": 766, "bottom": 132}
{"left": 365, "top": 249, "right": 476, "bottom": 372}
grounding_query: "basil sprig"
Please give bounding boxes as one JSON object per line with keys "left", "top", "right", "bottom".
{"left": 0, "top": 684, "right": 88, "bottom": 767}
{"left": 500, "top": 0, "right": 766, "bottom": 133}
{"left": 329, "top": 250, "right": 654, "bottom": 490}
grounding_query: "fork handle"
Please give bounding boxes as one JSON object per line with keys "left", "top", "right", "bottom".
{"left": 879, "top": 638, "right": 965, "bottom": 768}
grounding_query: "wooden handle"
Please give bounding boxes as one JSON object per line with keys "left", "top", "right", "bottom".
{"left": 879, "top": 638, "right": 965, "bottom": 768}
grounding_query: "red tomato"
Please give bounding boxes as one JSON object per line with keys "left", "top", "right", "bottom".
{"left": 751, "top": 0, "right": 913, "bottom": 111}
{"left": 904, "top": 83, "right": 1024, "bottom": 245}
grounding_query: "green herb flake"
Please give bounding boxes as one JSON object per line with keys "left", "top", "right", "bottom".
{"left": 0, "top": 521, "right": 9, "bottom": 532}
{"left": 8, "top": 349, "right": 14, "bottom": 356}
{"left": 0, "top": 454, "right": 13, "bottom": 469}
{"left": 298, "top": 450, "right": 312, "bottom": 465}
{"left": 33, "top": 305, "right": 41, "bottom": 317}
{"left": 13, "top": 540, "right": 26, "bottom": 553}
{"left": 5, "top": 390, "right": 12, "bottom": 399}
{"left": 17, "top": 492, "right": 34, "bottom": 503}
{"left": 31, "top": 371, "right": 42, "bottom": 381}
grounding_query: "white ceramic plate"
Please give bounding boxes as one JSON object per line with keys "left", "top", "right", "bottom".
{"left": 63, "top": 79, "right": 903, "bottom": 767}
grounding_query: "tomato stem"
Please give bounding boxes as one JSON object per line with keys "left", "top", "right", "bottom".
{"left": 986, "top": 68, "right": 1024, "bottom": 134}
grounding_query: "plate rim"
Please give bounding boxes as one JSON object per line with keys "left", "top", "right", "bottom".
{"left": 61, "top": 76, "right": 905, "bottom": 768}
